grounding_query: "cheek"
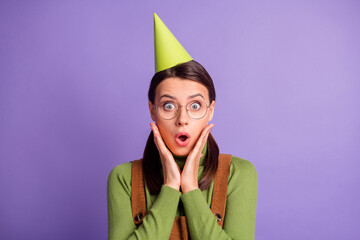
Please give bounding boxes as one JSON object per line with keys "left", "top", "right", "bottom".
{"left": 156, "top": 121, "right": 174, "bottom": 144}
{"left": 191, "top": 119, "right": 209, "bottom": 140}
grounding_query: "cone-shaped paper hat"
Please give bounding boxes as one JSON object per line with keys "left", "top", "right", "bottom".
{"left": 154, "top": 13, "right": 193, "bottom": 73}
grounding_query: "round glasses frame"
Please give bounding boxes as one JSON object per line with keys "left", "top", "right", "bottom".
{"left": 153, "top": 100, "right": 211, "bottom": 120}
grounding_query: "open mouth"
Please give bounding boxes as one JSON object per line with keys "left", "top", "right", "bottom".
{"left": 175, "top": 132, "right": 190, "bottom": 146}
{"left": 178, "top": 135, "right": 188, "bottom": 142}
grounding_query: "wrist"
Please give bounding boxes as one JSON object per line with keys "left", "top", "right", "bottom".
{"left": 164, "top": 182, "right": 180, "bottom": 191}
{"left": 181, "top": 184, "right": 199, "bottom": 194}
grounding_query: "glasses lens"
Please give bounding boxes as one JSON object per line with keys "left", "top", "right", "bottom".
{"left": 187, "top": 100, "right": 208, "bottom": 119}
{"left": 158, "top": 101, "right": 178, "bottom": 120}
{"left": 157, "top": 100, "right": 209, "bottom": 120}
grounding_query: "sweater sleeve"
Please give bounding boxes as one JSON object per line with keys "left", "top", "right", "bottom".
{"left": 180, "top": 157, "right": 258, "bottom": 240}
{"left": 107, "top": 163, "right": 181, "bottom": 240}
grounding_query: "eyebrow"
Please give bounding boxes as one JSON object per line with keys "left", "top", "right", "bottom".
{"left": 159, "top": 93, "right": 205, "bottom": 101}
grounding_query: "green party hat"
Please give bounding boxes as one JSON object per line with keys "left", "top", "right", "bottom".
{"left": 154, "top": 13, "right": 193, "bottom": 73}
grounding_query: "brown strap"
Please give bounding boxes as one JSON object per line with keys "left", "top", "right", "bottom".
{"left": 131, "top": 159, "right": 146, "bottom": 226}
{"left": 170, "top": 216, "right": 188, "bottom": 240}
{"left": 211, "top": 154, "right": 232, "bottom": 227}
{"left": 131, "top": 154, "right": 232, "bottom": 235}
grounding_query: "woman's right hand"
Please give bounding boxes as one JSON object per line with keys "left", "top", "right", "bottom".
{"left": 150, "top": 122, "right": 181, "bottom": 191}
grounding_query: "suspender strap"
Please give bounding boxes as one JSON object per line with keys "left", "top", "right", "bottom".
{"left": 131, "top": 159, "right": 146, "bottom": 226}
{"left": 170, "top": 216, "right": 189, "bottom": 240}
{"left": 131, "top": 154, "right": 232, "bottom": 234}
{"left": 211, "top": 154, "right": 232, "bottom": 228}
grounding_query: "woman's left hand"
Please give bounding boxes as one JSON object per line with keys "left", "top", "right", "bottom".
{"left": 180, "top": 123, "right": 214, "bottom": 194}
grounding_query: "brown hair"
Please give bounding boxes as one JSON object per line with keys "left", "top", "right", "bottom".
{"left": 143, "top": 60, "right": 219, "bottom": 194}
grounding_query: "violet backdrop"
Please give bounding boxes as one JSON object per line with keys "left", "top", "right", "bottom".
{"left": 0, "top": 0, "right": 359, "bottom": 239}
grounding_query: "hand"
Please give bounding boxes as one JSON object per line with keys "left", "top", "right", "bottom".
{"left": 180, "top": 124, "right": 214, "bottom": 194}
{"left": 150, "top": 122, "right": 181, "bottom": 190}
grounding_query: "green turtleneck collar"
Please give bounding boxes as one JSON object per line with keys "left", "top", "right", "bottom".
{"left": 171, "top": 141, "right": 208, "bottom": 171}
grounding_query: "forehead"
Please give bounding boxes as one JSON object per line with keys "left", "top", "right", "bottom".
{"left": 155, "top": 77, "right": 209, "bottom": 101}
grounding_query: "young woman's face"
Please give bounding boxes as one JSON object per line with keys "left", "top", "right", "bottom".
{"left": 149, "top": 77, "right": 215, "bottom": 156}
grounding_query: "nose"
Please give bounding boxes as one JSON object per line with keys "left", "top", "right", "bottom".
{"left": 175, "top": 105, "right": 189, "bottom": 126}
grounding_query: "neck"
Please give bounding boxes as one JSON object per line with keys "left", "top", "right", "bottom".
{"left": 172, "top": 142, "right": 208, "bottom": 170}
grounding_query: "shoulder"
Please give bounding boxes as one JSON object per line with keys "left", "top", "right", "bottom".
{"left": 226, "top": 155, "right": 258, "bottom": 185}
{"left": 229, "top": 155, "right": 257, "bottom": 175}
{"left": 108, "top": 161, "right": 133, "bottom": 181}
{"left": 107, "top": 161, "right": 134, "bottom": 196}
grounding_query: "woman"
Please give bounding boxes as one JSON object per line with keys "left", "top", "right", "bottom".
{"left": 107, "top": 14, "right": 258, "bottom": 240}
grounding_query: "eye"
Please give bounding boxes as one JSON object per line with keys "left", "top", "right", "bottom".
{"left": 163, "top": 102, "right": 176, "bottom": 111}
{"left": 189, "top": 101, "right": 201, "bottom": 111}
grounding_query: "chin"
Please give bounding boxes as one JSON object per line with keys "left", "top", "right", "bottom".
{"left": 169, "top": 146, "right": 190, "bottom": 157}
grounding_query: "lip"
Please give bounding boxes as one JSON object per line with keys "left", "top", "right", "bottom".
{"left": 175, "top": 132, "right": 191, "bottom": 147}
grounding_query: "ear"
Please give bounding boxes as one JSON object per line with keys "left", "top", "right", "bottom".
{"left": 148, "top": 100, "right": 156, "bottom": 121}
{"left": 208, "top": 100, "right": 215, "bottom": 122}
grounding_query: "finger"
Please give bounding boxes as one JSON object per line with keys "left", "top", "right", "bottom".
{"left": 151, "top": 123, "right": 166, "bottom": 148}
{"left": 151, "top": 123, "right": 163, "bottom": 151}
{"left": 189, "top": 124, "right": 214, "bottom": 157}
{"left": 150, "top": 123, "right": 169, "bottom": 155}
{"left": 196, "top": 124, "right": 214, "bottom": 151}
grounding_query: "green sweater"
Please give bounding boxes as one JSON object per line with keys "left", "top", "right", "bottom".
{"left": 107, "top": 143, "right": 258, "bottom": 240}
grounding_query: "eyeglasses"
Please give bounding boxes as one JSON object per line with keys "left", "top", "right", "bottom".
{"left": 153, "top": 99, "right": 210, "bottom": 120}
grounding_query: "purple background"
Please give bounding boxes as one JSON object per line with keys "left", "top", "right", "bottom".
{"left": 1, "top": 1, "right": 359, "bottom": 239}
